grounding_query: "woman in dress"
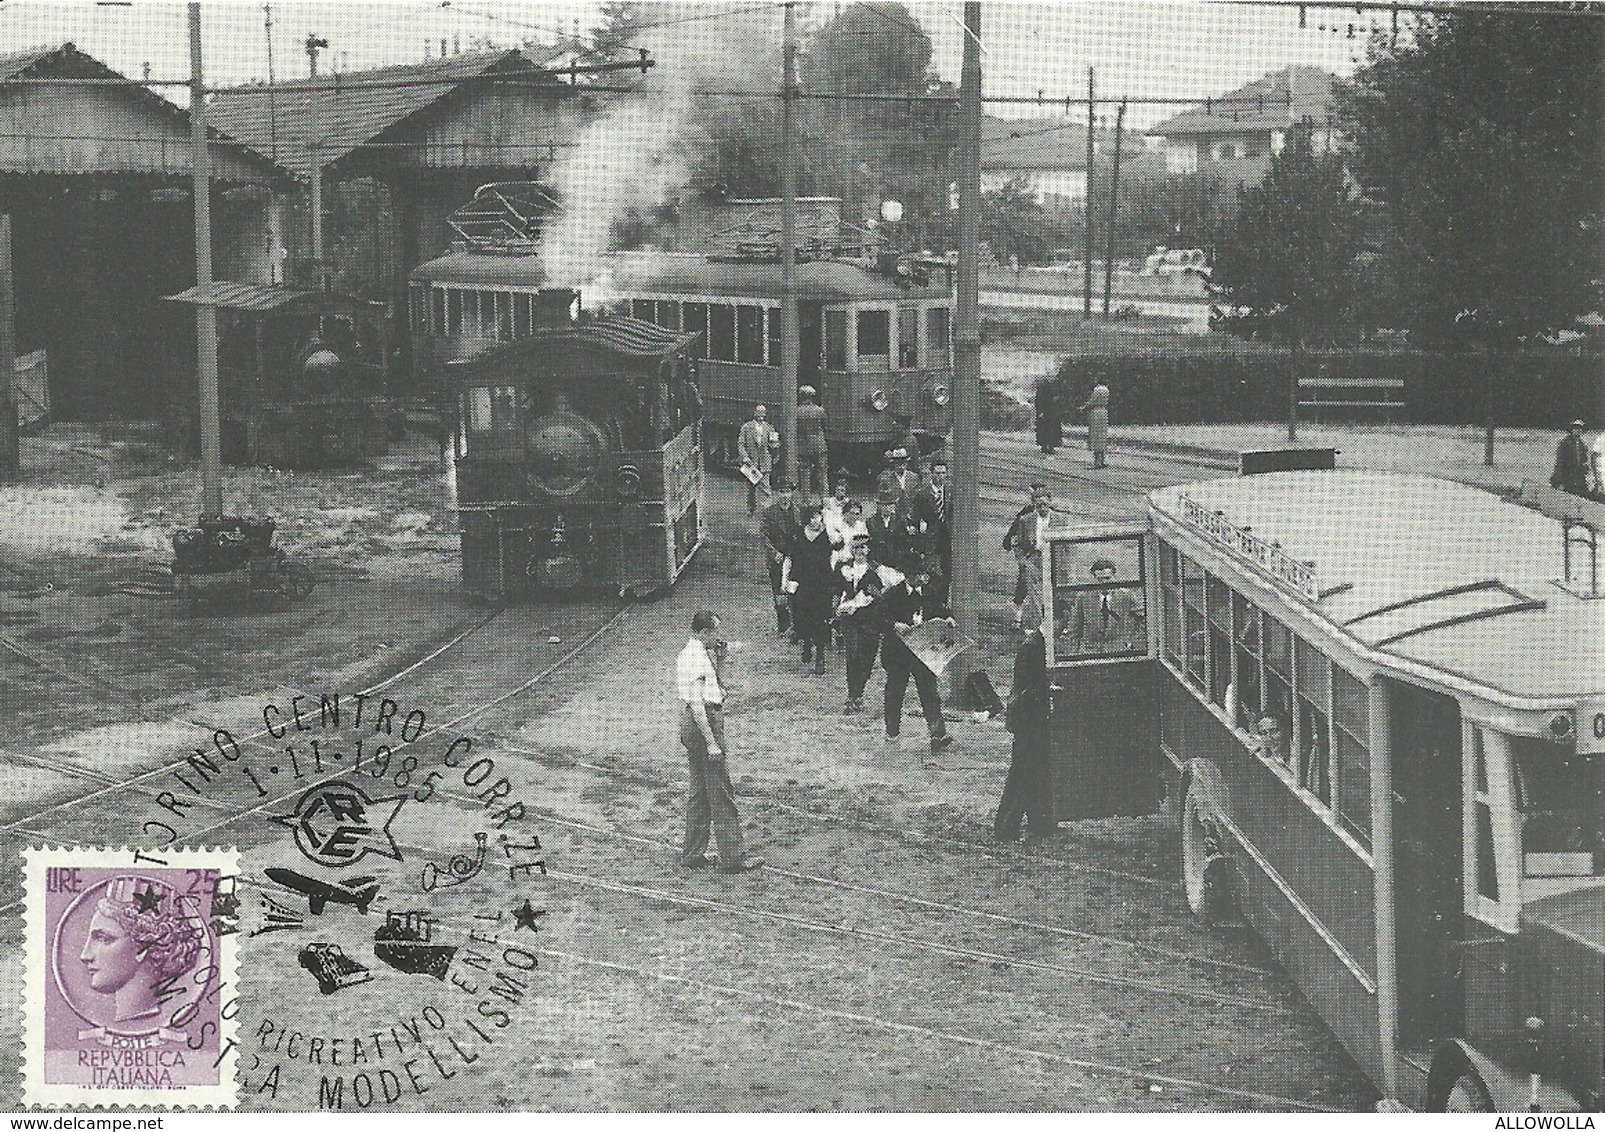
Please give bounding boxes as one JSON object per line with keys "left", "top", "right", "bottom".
{"left": 1079, "top": 380, "right": 1110, "bottom": 469}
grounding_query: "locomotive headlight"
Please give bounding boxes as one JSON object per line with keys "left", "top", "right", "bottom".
{"left": 614, "top": 464, "right": 643, "bottom": 502}
{"left": 1548, "top": 711, "right": 1575, "bottom": 742}
{"left": 865, "top": 389, "right": 889, "bottom": 412}
{"left": 932, "top": 384, "right": 951, "bottom": 407}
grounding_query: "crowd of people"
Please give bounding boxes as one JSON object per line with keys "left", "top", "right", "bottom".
{"left": 679, "top": 395, "right": 1077, "bottom": 874}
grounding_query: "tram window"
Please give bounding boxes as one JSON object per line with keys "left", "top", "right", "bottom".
{"left": 1296, "top": 644, "right": 1332, "bottom": 805}
{"left": 409, "top": 288, "right": 425, "bottom": 333}
{"left": 1180, "top": 555, "right": 1206, "bottom": 690}
{"left": 737, "top": 305, "right": 764, "bottom": 364}
{"left": 766, "top": 307, "right": 781, "bottom": 366}
{"left": 1159, "top": 542, "right": 1181, "bottom": 670}
{"left": 858, "top": 309, "right": 890, "bottom": 359}
{"left": 1262, "top": 616, "right": 1294, "bottom": 766}
{"left": 465, "top": 387, "right": 493, "bottom": 433}
{"left": 432, "top": 288, "right": 446, "bottom": 335}
{"left": 1334, "top": 666, "right": 1371, "bottom": 844}
{"left": 898, "top": 307, "right": 920, "bottom": 368}
{"left": 466, "top": 291, "right": 484, "bottom": 335}
{"left": 709, "top": 304, "right": 736, "bottom": 362}
{"left": 927, "top": 307, "right": 950, "bottom": 367}
{"left": 658, "top": 300, "right": 681, "bottom": 331}
{"left": 825, "top": 310, "right": 848, "bottom": 370}
{"left": 632, "top": 299, "right": 654, "bottom": 321}
{"left": 1049, "top": 537, "right": 1147, "bottom": 659}
{"left": 447, "top": 289, "right": 464, "bottom": 335}
{"left": 490, "top": 386, "right": 518, "bottom": 430}
{"left": 1206, "top": 576, "right": 1232, "bottom": 707}
{"left": 1513, "top": 738, "right": 1605, "bottom": 879}
{"left": 1232, "top": 593, "right": 1263, "bottom": 729}
{"left": 683, "top": 303, "right": 709, "bottom": 358}
{"left": 514, "top": 293, "right": 532, "bottom": 337}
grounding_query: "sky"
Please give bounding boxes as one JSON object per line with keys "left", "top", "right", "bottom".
{"left": 0, "top": 0, "right": 1376, "bottom": 130}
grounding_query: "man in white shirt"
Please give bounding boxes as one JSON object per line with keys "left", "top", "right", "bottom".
{"left": 677, "top": 610, "right": 763, "bottom": 872}
{"left": 1591, "top": 426, "right": 1605, "bottom": 500}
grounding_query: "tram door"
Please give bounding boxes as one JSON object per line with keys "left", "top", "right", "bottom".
{"left": 1389, "top": 680, "right": 1466, "bottom": 1047}
{"left": 1042, "top": 526, "right": 1162, "bottom": 821}
{"left": 799, "top": 303, "right": 822, "bottom": 388}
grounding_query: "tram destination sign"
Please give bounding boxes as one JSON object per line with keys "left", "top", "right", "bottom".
{"left": 1180, "top": 495, "right": 1321, "bottom": 602}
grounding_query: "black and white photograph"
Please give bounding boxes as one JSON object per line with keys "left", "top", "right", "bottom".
{"left": 0, "top": 0, "right": 1600, "bottom": 1115}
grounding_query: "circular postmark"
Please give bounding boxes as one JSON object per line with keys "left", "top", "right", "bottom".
{"left": 113, "top": 691, "right": 548, "bottom": 1110}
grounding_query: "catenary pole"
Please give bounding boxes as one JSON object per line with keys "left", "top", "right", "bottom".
{"left": 190, "top": 3, "right": 222, "bottom": 517}
{"left": 1082, "top": 68, "right": 1095, "bottom": 318}
{"left": 1100, "top": 101, "right": 1126, "bottom": 316}
{"left": 949, "top": 2, "right": 982, "bottom": 702}
{"left": 779, "top": 2, "right": 799, "bottom": 485}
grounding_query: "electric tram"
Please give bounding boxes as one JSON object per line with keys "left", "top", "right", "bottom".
{"left": 1042, "top": 468, "right": 1605, "bottom": 1111}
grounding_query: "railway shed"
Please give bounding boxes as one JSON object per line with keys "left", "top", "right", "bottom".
{"left": 0, "top": 43, "right": 280, "bottom": 422}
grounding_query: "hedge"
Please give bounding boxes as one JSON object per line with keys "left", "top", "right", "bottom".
{"left": 1050, "top": 348, "right": 1605, "bottom": 428}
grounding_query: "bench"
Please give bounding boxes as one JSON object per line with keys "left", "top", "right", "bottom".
{"left": 1297, "top": 375, "right": 1406, "bottom": 419}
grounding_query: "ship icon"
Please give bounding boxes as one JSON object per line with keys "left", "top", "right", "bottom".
{"left": 372, "top": 910, "right": 456, "bottom": 980}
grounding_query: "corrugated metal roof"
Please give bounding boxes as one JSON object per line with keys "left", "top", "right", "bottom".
{"left": 411, "top": 250, "right": 953, "bottom": 302}
{"left": 0, "top": 44, "right": 63, "bottom": 82}
{"left": 1150, "top": 66, "right": 1336, "bottom": 138}
{"left": 164, "top": 281, "right": 368, "bottom": 314}
{"left": 206, "top": 47, "right": 564, "bottom": 173}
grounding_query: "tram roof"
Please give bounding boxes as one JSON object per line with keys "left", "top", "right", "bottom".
{"left": 447, "top": 315, "right": 698, "bottom": 368}
{"left": 1149, "top": 471, "right": 1603, "bottom": 703}
{"left": 409, "top": 249, "right": 952, "bottom": 302}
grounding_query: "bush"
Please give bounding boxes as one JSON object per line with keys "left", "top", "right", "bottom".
{"left": 1052, "top": 346, "right": 1603, "bottom": 428}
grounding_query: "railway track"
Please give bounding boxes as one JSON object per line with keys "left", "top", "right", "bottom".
{"left": 0, "top": 452, "right": 1374, "bottom": 1110}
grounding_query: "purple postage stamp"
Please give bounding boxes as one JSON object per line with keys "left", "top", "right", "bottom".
{"left": 23, "top": 847, "right": 240, "bottom": 1109}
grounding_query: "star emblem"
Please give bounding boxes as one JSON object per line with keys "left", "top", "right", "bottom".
{"left": 511, "top": 900, "right": 546, "bottom": 932}
{"left": 133, "top": 885, "right": 163, "bottom": 914}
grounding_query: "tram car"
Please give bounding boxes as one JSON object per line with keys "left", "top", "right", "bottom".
{"left": 164, "top": 282, "right": 395, "bottom": 469}
{"left": 447, "top": 298, "right": 704, "bottom": 599}
{"left": 410, "top": 249, "right": 954, "bottom": 474}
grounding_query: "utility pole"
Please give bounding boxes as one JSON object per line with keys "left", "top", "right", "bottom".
{"left": 0, "top": 216, "right": 18, "bottom": 479}
{"left": 306, "top": 33, "right": 329, "bottom": 292}
{"left": 778, "top": 2, "right": 799, "bottom": 485}
{"left": 949, "top": 1, "right": 982, "bottom": 702}
{"left": 1082, "top": 68, "right": 1095, "bottom": 318}
{"left": 190, "top": 3, "right": 222, "bottom": 517}
{"left": 1100, "top": 100, "right": 1126, "bottom": 317}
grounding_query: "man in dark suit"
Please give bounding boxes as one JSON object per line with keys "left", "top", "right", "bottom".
{"left": 910, "top": 455, "right": 953, "bottom": 604}
{"left": 865, "top": 478, "right": 914, "bottom": 573}
{"left": 1552, "top": 419, "right": 1592, "bottom": 498}
{"left": 878, "top": 566, "right": 953, "bottom": 757}
{"left": 1061, "top": 557, "right": 1144, "bottom": 656}
{"left": 996, "top": 628, "right": 1052, "bottom": 842}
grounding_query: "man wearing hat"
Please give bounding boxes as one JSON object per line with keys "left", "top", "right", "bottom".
{"left": 836, "top": 532, "right": 899, "bottom": 712}
{"left": 1552, "top": 419, "right": 1592, "bottom": 498}
{"left": 884, "top": 443, "right": 923, "bottom": 507}
{"left": 739, "top": 403, "right": 780, "bottom": 514}
{"left": 795, "top": 385, "right": 830, "bottom": 501}
{"left": 760, "top": 479, "right": 803, "bottom": 635}
{"left": 1061, "top": 556, "right": 1144, "bottom": 656}
{"left": 1003, "top": 485, "right": 1054, "bottom": 630}
{"left": 866, "top": 476, "right": 914, "bottom": 572}
{"left": 878, "top": 564, "right": 954, "bottom": 755}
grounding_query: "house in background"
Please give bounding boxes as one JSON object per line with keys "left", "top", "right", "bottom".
{"left": 980, "top": 114, "right": 1151, "bottom": 207}
{"left": 1148, "top": 66, "right": 1339, "bottom": 181}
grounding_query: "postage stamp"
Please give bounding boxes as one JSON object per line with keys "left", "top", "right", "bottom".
{"left": 22, "top": 846, "right": 241, "bottom": 1109}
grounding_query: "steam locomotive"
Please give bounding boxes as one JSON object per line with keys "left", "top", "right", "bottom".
{"left": 164, "top": 282, "right": 396, "bottom": 469}
{"left": 446, "top": 293, "right": 704, "bottom": 598}
{"left": 409, "top": 246, "right": 953, "bottom": 474}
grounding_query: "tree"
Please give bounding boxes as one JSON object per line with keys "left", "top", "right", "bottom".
{"left": 1208, "top": 122, "right": 1362, "bottom": 438}
{"left": 981, "top": 179, "right": 1064, "bottom": 266}
{"left": 1337, "top": 10, "right": 1602, "bottom": 348}
{"left": 582, "top": 2, "right": 648, "bottom": 67}
{"left": 1336, "top": 10, "right": 1603, "bottom": 460}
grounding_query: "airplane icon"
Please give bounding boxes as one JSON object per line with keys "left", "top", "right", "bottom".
{"left": 265, "top": 868, "right": 381, "bottom": 916}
